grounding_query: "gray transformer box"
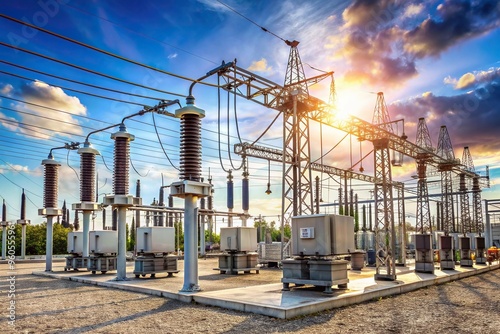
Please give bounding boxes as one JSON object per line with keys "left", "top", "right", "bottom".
{"left": 136, "top": 226, "right": 175, "bottom": 253}
{"left": 220, "top": 227, "right": 257, "bottom": 252}
{"left": 291, "top": 214, "right": 355, "bottom": 256}
{"left": 89, "top": 230, "right": 118, "bottom": 254}
{"left": 67, "top": 231, "right": 83, "bottom": 254}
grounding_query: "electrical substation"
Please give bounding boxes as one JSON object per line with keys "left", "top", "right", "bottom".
{"left": 1, "top": 5, "right": 500, "bottom": 320}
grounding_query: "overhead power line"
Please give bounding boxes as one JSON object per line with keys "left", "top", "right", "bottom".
{"left": 0, "top": 14, "right": 219, "bottom": 89}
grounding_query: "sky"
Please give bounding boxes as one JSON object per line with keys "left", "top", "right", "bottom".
{"left": 0, "top": 0, "right": 499, "bottom": 229}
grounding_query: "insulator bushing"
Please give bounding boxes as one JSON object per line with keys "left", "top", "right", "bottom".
{"left": 227, "top": 179, "right": 234, "bottom": 210}
{"left": 242, "top": 178, "right": 249, "bottom": 211}
{"left": 111, "top": 127, "right": 134, "bottom": 195}
{"left": 179, "top": 114, "right": 202, "bottom": 181}
{"left": 207, "top": 195, "right": 213, "bottom": 210}
{"left": 42, "top": 158, "right": 60, "bottom": 208}
{"left": 21, "top": 190, "right": 26, "bottom": 220}
{"left": 80, "top": 152, "right": 97, "bottom": 202}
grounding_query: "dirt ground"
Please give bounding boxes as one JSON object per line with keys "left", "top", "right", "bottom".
{"left": 1, "top": 259, "right": 499, "bottom": 334}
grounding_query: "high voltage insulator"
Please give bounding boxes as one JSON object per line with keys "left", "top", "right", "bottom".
{"left": 79, "top": 143, "right": 100, "bottom": 202}
{"left": 42, "top": 157, "right": 60, "bottom": 208}
{"left": 111, "top": 124, "right": 134, "bottom": 195}
{"left": 227, "top": 171, "right": 234, "bottom": 210}
{"left": 179, "top": 114, "right": 202, "bottom": 181}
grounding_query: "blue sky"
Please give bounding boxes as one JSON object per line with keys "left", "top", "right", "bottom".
{"left": 0, "top": 0, "right": 499, "bottom": 227}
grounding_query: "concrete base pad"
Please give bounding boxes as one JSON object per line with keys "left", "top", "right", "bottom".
{"left": 33, "top": 260, "right": 500, "bottom": 319}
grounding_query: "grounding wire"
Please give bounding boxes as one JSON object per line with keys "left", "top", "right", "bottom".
{"left": 0, "top": 61, "right": 165, "bottom": 101}
{"left": 0, "top": 14, "right": 220, "bottom": 89}
{"left": 0, "top": 41, "right": 186, "bottom": 98}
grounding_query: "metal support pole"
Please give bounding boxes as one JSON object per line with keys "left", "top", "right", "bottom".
{"left": 82, "top": 211, "right": 91, "bottom": 257}
{"left": 45, "top": 217, "right": 53, "bottom": 271}
{"left": 21, "top": 224, "right": 26, "bottom": 259}
{"left": 116, "top": 207, "right": 127, "bottom": 280}
{"left": 1, "top": 225, "right": 6, "bottom": 260}
{"left": 182, "top": 194, "right": 199, "bottom": 291}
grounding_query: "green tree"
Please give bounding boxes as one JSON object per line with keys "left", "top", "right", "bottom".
{"left": 53, "top": 222, "right": 71, "bottom": 254}
{"left": 129, "top": 218, "right": 136, "bottom": 252}
{"left": 175, "top": 220, "right": 184, "bottom": 252}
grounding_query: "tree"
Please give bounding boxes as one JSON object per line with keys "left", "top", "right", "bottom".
{"left": 129, "top": 218, "right": 136, "bottom": 252}
{"left": 53, "top": 222, "right": 71, "bottom": 254}
{"left": 175, "top": 220, "right": 184, "bottom": 252}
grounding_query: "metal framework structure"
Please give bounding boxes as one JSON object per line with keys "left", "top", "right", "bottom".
{"left": 210, "top": 46, "right": 480, "bottom": 278}
{"left": 436, "top": 126, "right": 458, "bottom": 234}
{"left": 415, "top": 118, "right": 434, "bottom": 233}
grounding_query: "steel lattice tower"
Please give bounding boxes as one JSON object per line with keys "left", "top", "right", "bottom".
{"left": 436, "top": 126, "right": 457, "bottom": 234}
{"left": 373, "top": 138, "right": 396, "bottom": 279}
{"left": 280, "top": 40, "right": 313, "bottom": 225}
{"left": 462, "top": 146, "right": 484, "bottom": 234}
{"left": 415, "top": 118, "right": 433, "bottom": 233}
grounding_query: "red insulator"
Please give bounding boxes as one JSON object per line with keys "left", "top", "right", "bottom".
{"left": 179, "top": 114, "right": 202, "bottom": 181}
{"left": 44, "top": 164, "right": 59, "bottom": 208}
{"left": 114, "top": 137, "right": 130, "bottom": 195}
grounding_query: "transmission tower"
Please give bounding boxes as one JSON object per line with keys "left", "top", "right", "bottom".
{"left": 280, "top": 40, "right": 314, "bottom": 226}
{"left": 372, "top": 93, "right": 396, "bottom": 280}
{"left": 436, "top": 126, "right": 457, "bottom": 234}
{"left": 460, "top": 147, "right": 473, "bottom": 234}
{"left": 415, "top": 118, "right": 433, "bottom": 233}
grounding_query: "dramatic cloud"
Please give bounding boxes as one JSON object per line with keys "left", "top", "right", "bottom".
{"left": 247, "top": 58, "right": 273, "bottom": 73}
{"left": 4, "top": 80, "right": 87, "bottom": 140}
{"left": 403, "top": 0, "right": 500, "bottom": 58}
{"left": 332, "top": 0, "right": 500, "bottom": 87}
{"left": 444, "top": 67, "right": 500, "bottom": 90}
{"left": 390, "top": 80, "right": 500, "bottom": 155}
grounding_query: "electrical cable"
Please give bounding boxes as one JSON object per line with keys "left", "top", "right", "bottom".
{"left": 151, "top": 112, "right": 179, "bottom": 171}
{"left": 130, "top": 156, "right": 149, "bottom": 177}
{"left": 0, "top": 60, "right": 165, "bottom": 101}
{"left": 217, "top": 76, "right": 230, "bottom": 173}
{"left": 0, "top": 14, "right": 219, "bottom": 89}
{"left": 66, "top": 148, "right": 80, "bottom": 181}
{"left": 216, "top": 0, "right": 287, "bottom": 43}
{"left": 58, "top": 1, "right": 219, "bottom": 65}
{"left": 0, "top": 70, "right": 161, "bottom": 106}
{"left": 0, "top": 41, "right": 186, "bottom": 98}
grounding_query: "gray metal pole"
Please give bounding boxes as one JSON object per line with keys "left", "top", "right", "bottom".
{"left": 82, "top": 211, "right": 91, "bottom": 257}
{"left": 1, "top": 225, "right": 6, "bottom": 260}
{"left": 181, "top": 194, "right": 199, "bottom": 291}
{"left": 116, "top": 207, "right": 127, "bottom": 280}
{"left": 485, "top": 201, "right": 492, "bottom": 247}
{"left": 45, "top": 216, "right": 53, "bottom": 271}
{"left": 21, "top": 224, "right": 26, "bottom": 259}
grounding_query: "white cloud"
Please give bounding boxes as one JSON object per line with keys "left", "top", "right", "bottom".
{"left": 247, "top": 58, "right": 273, "bottom": 73}
{"left": 403, "top": 3, "right": 424, "bottom": 18}
{"left": 0, "top": 83, "right": 14, "bottom": 96}
{"left": 6, "top": 80, "right": 87, "bottom": 140}
{"left": 168, "top": 53, "right": 178, "bottom": 59}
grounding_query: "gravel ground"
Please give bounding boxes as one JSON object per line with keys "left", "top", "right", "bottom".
{"left": 1, "top": 260, "right": 499, "bottom": 334}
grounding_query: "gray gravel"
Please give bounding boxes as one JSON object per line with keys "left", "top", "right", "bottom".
{"left": 1, "top": 261, "right": 499, "bottom": 334}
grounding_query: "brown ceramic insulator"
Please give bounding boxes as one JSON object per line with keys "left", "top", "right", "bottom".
{"left": 113, "top": 137, "right": 130, "bottom": 195}
{"left": 44, "top": 164, "right": 59, "bottom": 208}
{"left": 179, "top": 113, "right": 202, "bottom": 181}
{"left": 80, "top": 152, "right": 96, "bottom": 202}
